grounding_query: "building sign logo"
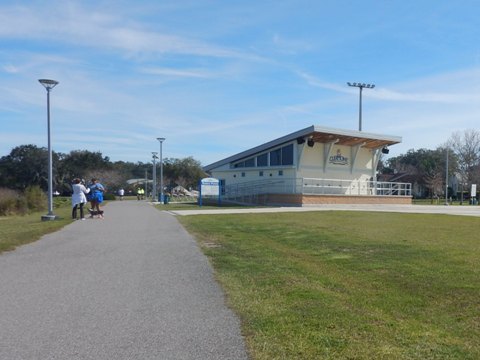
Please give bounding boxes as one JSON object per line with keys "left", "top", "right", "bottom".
{"left": 329, "top": 150, "right": 349, "bottom": 165}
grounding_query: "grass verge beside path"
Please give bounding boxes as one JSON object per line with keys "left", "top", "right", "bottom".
{"left": 0, "top": 201, "right": 73, "bottom": 253}
{"left": 179, "top": 211, "right": 480, "bottom": 360}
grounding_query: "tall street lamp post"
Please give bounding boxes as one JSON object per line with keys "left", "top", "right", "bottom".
{"left": 445, "top": 147, "right": 449, "bottom": 206}
{"left": 144, "top": 169, "right": 148, "bottom": 201}
{"left": 152, "top": 152, "right": 158, "bottom": 201}
{"left": 39, "top": 79, "right": 59, "bottom": 221}
{"left": 347, "top": 82, "right": 375, "bottom": 131}
{"left": 157, "top": 137, "right": 166, "bottom": 203}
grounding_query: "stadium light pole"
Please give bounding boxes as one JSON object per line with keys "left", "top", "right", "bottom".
{"left": 347, "top": 82, "right": 375, "bottom": 131}
{"left": 157, "top": 137, "right": 165, "bottom": 203}
{"left": 152, "top": 152, "right": 158, "bottom": 201}
{"left": 39, "top": 79, "right": 59, "bottom": 221}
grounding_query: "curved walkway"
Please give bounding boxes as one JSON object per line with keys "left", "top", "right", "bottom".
{"left": 0, "top": 201, "right": 248, "bottom": 360}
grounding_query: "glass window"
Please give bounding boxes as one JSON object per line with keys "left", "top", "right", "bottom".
{"left": 220, "top": 179, "right": 225, "bottom": 195}
{"left": 270, "top": 149, "right": 281, "bottom": 166}
{"left": 259, "top": 171, "right": 264, "bottom": 177}
{"left": 278, "top": 170, "right": 283, "bottom": 176}
{"left": 244, "top": 158, "right": 255, "bottom": 167}
{"left": 281, "top": 144, "right": 294, "bottom": 165}
{"left": 234, "top": 161, "right": 244, "bottom": 168}
{"left": 241, "top": 172, "right": 245, "bottom": 177}
{"left": 257, "top": 153, "right": 268, "bottom": 167}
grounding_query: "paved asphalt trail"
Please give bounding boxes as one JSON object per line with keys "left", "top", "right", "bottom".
{"left": 0, "top": 201, "right": 248, "bottom": 360}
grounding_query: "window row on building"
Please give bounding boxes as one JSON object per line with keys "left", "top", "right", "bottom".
{"left": 233, "top": 170, "right": 284, "bottom": 178}
{"left": 232, "top": 144, "right": 294, "bottom": 168}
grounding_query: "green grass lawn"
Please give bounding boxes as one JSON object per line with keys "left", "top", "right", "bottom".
{"left": 0, "top": 198, "right": 74, "bottom": 253}
{"left": 179, "top": 211, "right": 480, "bottom": 360}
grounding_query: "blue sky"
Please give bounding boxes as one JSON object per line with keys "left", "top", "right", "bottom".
{"left": 1, "top": 0, "right": 480, "bottom": 166}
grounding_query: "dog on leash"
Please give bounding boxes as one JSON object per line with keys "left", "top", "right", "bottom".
{"left": 88, "top": 209, "right": 104, "bottom": 218}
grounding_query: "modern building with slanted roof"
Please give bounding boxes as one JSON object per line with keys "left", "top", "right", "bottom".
{"left": 204, "top": 125, "right": 412, "bottom": 206}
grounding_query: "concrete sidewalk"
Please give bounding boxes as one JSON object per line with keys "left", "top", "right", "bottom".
{"left": 169, "top": 203, "right": 480, "bottom": 217}
{"left": 0, "top": 201, "right": 248, "bottom": 360}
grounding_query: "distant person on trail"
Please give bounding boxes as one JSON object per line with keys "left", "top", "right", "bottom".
{"left": 71, "top": 178, "right": 90, "bottom": 220}
{"left": 118, "top": 188, "right": 125, "bottom": 200}
{"left": 88, "top": 178, "right": 105, "bottom": 219}
{"left": 137, "top": 187, "right": 144, "bottom": 200}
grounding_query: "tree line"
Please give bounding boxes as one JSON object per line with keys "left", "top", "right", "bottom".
{"left": 382, "top": 129, "right": 480, "bottom": 200}
{"left": 0, "top": 145, "right": 207, "bottom": 196}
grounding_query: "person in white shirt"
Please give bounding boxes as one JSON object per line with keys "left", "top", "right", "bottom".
{"left": 71, "top": 178, "right": 90, "bottom": 220}
{"left": 118, "top": 188, "right": 125, "bottom": 200}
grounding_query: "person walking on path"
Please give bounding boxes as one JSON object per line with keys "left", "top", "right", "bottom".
{"left": 88, "top": 178, "right": 105, "bottom": 218}
{"left": 118, "top": 188, "right": 125, "bottom": 200}
{"left": 71, "top": 178, "right": 90, "bottom": 220}
{"left": 137, "top": 187, "right": 144, "bottom": 200}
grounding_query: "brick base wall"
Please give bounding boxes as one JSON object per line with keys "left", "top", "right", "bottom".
{"left": 263, "top": 194, "right": 412, "bottom": 206}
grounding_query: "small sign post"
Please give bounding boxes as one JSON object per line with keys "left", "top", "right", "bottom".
{"left": 471, "top": 184, "right": 477, "bottom": 205}
{"left": 199, "top": 177, "right": 220, "bottom": 207}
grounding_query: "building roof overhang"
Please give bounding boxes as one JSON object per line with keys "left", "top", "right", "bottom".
{"left": 204, "top": 125, "right": 401, "bottom": 172}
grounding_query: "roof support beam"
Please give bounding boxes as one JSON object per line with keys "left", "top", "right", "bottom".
{"left": 350, "top": 142, "right": 366, "bottom": 174}
{"left": 323, "top": 139, "right": 339, "bottom": 172}
{"left": 372, "top": 147, "right": 383, "bottom": 179}
{"left": 296, "top": 142, "right": 305, "bottom": 170}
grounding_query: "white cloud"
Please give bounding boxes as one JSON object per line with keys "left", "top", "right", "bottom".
{"left": 0, "top": 3, "right": 264, "bottom": 61}
{"left": 140, "top": 67, "right": 213, "bottom": 78}
{"left": 3, "top": 64, "right": 19, "bottom": 73}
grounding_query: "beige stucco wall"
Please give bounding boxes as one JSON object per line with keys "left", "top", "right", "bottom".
{"left": 298, "top": 143, "right": 375, "bottom": 181}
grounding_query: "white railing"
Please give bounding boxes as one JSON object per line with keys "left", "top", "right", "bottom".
{"left": 223, "top": 177, "right": 411, "bottom": 201}
{"left": 301, "top": 178, "right": 411, "bottom": 196}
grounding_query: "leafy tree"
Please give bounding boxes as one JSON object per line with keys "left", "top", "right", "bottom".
{"left": 448, "top": 130, "right": 480, "bottom": 199}
{"left": 0, "top": 145, "right": 60, "bottom": 191}
{"left": 163, "top": 157, "right": 207, "bottom": 190}
{"left": 59, "top": 150, "right": 111, "bottom": 180}
{"left": 386, "top": 148, "right": 454, "bottom": 198}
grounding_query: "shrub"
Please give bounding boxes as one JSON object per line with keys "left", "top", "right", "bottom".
{"left": 0, "top": 188, "right": 20, "bottom": 216}
{"left": 15, "top": 196, "right": 28, "bottom": 215}
{"left": 0, "top": 186, "right": 47, "bottom": 216}
{"left": 24, "top": 186, "right": 46, "bottom": 212}
{"left": 103, "top": 193, "right": 116, "bottom": 201}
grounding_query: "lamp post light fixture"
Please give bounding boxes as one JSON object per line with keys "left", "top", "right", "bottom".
{"left": 152, "top": 152, "right": 158, "bottom": 201}
{"left": 347, "top": 82, "right": 375, "bottom": 131}
{"left": 157, "top": 137, "right": 166, "bottom": 203}
{"left": 39, "top": 79, "right": 59, "bottom": 221}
